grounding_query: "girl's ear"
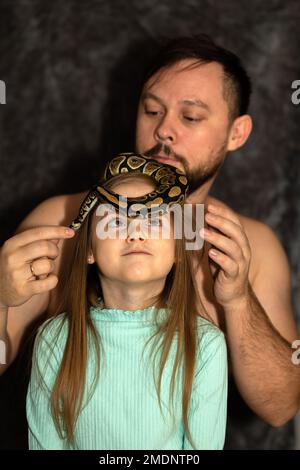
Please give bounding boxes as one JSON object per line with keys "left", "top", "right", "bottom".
{"left": 87, "top": 251, "right": 95, "bottom": 264}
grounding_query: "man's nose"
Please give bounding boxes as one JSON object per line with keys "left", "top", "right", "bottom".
{"left": 155, "top": 113, "right": 177, "bottom": 144}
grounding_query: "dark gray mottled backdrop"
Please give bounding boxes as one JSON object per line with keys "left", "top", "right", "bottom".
{"left": 0, "top": 0, "right": 299, "bottom": 450}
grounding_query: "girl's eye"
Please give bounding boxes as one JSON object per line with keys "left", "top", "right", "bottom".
{"left": 147, "top": 218, "right": 161, "bottom": 227}
{"left": 107, "top": 217, "right": 126, "bottom": 229}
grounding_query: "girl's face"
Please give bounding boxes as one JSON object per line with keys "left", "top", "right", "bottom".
{"left": 89, "top": 179, "right": 175, "bottom": 287}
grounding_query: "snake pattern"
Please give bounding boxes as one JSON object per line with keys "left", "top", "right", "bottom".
{"left": 69, "top": 152, "right": 189, "bottom": 231}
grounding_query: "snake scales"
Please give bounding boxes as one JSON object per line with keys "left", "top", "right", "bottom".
{"left": 70, "top": 152, "right": 189, "bottom": 231}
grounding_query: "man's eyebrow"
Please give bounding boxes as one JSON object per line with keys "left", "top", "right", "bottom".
{"left": 142, "top": 92, "right": 210, "bottom": 111}
{"left": 141, "top": 92, "right": 164, "bottom": 105}
{"left": 180, "top": 99, "right": 210, "bottom": 112}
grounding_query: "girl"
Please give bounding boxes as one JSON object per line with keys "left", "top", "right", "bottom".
{"left": 26, "top": 158, "right": 227, "bottom": 450}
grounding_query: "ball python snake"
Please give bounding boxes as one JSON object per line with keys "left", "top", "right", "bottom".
{"left": 69, "top": 152, "right": 189, "bottom": 231}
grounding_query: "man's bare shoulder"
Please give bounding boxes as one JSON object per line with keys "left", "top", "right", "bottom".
{"left": 239, "top": 213, "right": 276, "bottom": 245}
{"left": 236, "top": 212, "right": 284, "bottom": 261}
{"left": 239, "top": 213, "right": 291, "bottom": 280}
{"left": 16, "top": 191, "right": 88, "bottom": 232}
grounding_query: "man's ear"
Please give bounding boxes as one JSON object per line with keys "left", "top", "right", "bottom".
{"left": 227, "top": 114, "right": 253, "bottom": 151}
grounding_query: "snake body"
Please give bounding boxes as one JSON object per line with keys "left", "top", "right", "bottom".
{"left": 70, "top": 152, "right": 189, "bottom": 231}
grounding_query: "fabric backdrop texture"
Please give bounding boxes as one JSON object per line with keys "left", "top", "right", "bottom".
{"left": 0, "top": 0, "right": 299, "bottom": 450}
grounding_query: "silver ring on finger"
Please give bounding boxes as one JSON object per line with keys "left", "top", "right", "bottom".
{"left": 29, "top": 261, "right": 37, "bottom": 279}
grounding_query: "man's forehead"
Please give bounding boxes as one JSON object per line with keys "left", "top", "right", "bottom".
{"left": 146, "top": 60, "right": 223, "bottom": 85}
{"left": 142, "top": 60, "right": 225, "bottom": 102}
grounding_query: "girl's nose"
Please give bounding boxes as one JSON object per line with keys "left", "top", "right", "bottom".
{"left": 126, "top": 220, "right": 147, "bottom": 241}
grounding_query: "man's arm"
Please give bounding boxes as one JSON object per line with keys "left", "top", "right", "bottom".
{"left": 202, "top": 202, "right": 300, "bottom": 426}
{"left": 226, "top": 220, "right": 299, "bottom": 426}
{"left": 246, "top": 220, "right": 297, "bottom": 343}
{"left": 0, "top": 195, "right": 77, "bottom": 374}
{"left": 0, "top": 293, "right": 49, "bottom": 375}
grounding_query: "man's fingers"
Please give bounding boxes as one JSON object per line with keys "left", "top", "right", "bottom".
{"left": 26, "top": 258, "right": 55, "bottom": 278}
{"left": 20, "top": 240, "right": 60, "bottom": 263}
{"left": 28, "top": 274, "right": 59, "bottom": 295}
{"left": 9, "top": 226, "right": 74, "bottom": 250}
{"left": 201, "top": 226, "right": 243, "bottom": 261}
{"left": 204, "top": 212, "right": 251, "bottom": 257}
{"left": 208, "top": 249, "right": 239, "bottom": 278}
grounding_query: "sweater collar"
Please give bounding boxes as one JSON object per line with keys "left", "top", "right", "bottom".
{"left": 90, "top": 302, "right": 167, "bottom": 322}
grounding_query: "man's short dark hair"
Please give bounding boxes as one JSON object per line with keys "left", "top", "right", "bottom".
{"left": 142, "top": 34, "right": 252, "bottom": 120}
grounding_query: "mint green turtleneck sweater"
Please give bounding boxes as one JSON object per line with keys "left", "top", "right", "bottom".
{"left": 26, "top": 306, "right": 227, "bottom": 450}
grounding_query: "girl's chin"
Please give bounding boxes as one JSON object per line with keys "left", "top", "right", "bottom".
{"left": 117, "top": 272, "right": 166, "bottom": 285}
{"left": 121, "top": 275, "right": 156, "bottom": 284}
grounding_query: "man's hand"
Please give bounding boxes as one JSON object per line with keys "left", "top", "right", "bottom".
{"left": 201, "top": 203, "right": 252, "bottom": 308}
{"left": 0, "top": 226, "right": 75, "bottom": 309}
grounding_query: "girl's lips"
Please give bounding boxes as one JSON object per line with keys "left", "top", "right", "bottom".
{"left": 122, "top": 250, "right": 151, "bottom": 256}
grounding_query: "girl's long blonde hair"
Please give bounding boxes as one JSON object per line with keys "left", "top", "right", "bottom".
{"left": 41, "top": 173, "right": 207, "bottom": 449}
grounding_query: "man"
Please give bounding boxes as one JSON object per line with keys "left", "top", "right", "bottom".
{"left": 0, "top": 34, "right": 299, "bottom": 443}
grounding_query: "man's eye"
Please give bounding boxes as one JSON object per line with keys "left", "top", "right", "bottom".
{"left": 144, "top": 108, "right": 161, "bottom": 116}
{"left": 184, "top": 116, "right": 200, "bottom": 122}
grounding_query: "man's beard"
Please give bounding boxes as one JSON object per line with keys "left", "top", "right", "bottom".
{"left": 143, "top": 142, "right": 227, "bottom": 195}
